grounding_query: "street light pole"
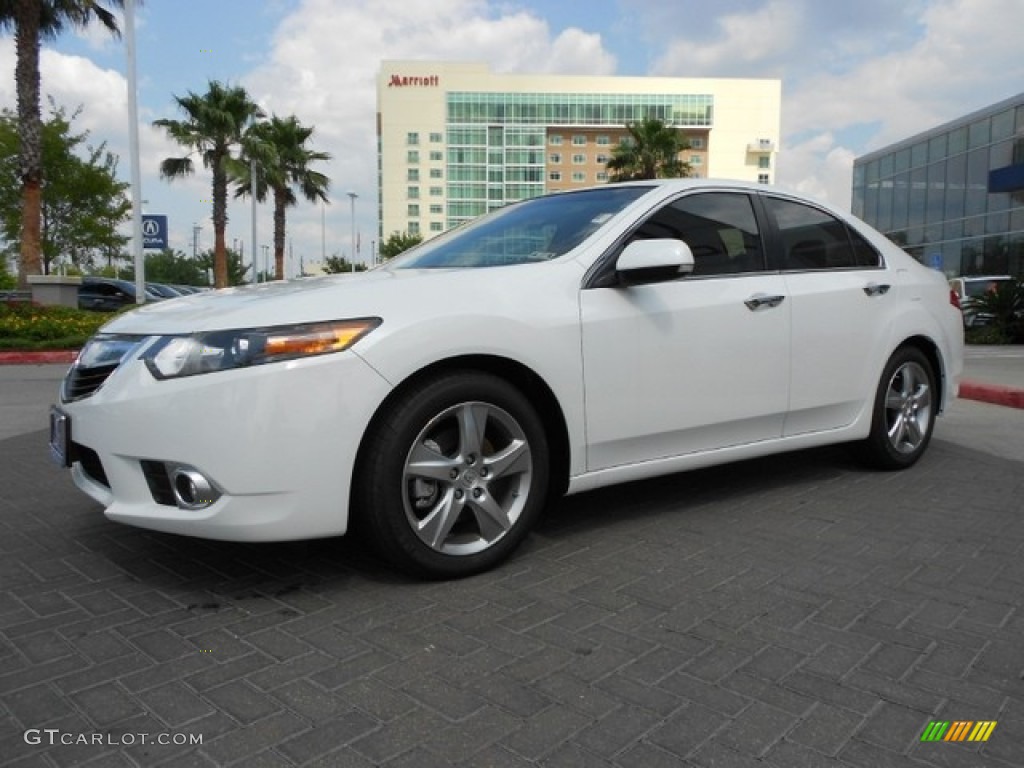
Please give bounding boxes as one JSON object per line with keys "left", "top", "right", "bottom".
{"left": 124, "top": 0, "right": 144, "bottom": 303}
{"left": 347, "top": 191, "right": 358, "bottom": 272}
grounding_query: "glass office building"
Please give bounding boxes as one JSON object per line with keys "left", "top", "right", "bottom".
{"left": 378, "top": 61, "right": 781, "bottom": 243}
{"left": 852, "top": 93, "right": 1024, "bottom": 278}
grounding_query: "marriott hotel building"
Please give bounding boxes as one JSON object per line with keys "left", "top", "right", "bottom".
{"left": 377, "top": 61, "right": 781, "bottom": 242}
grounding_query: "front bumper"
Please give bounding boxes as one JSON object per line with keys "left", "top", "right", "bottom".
{"left": 59, "top": 345, "right": 392, "bottom": 541}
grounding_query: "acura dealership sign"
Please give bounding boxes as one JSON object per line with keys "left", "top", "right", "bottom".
{"left": 142, "top": 215, "right": 168, "bottom": 250}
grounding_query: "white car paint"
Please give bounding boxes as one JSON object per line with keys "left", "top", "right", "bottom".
{"left": 54, "top": 180, "right": 964, "bottom": 560}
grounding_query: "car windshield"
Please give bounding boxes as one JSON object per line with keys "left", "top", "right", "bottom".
{"left": 389, "top": 186, "right": 652, "bottom": 269}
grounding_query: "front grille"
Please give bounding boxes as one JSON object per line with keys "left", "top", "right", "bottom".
{"left": 140, "top": 460, "right": 176, "bottom": 506}
{"left": 63, "top": 363, "right": 119, "bottom": 401}
{"left": 74, "top": 444, "right": 109, "bottom": 488}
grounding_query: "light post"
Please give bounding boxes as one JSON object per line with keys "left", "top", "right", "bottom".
{"left": 321, "top": 200, "right": 327, "bottom": 264}
{"left": 193, "top": 224, "right": 202, "bottom": 258}
{"left": 261, "top": 245, "right": 270, "bottom": 280}
{"left": 347, "top": 191, "right": 358, "bottom": 272}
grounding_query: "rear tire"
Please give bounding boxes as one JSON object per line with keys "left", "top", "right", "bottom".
{"left": 353, "top": 371, "right": 549, "bottom": 578}
{"left": 858, "top": 346, "right": 937, "bottom": 470}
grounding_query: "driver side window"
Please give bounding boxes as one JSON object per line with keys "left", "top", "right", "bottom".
{"left": 631, "top": 192, "right": 765, "bottom": 276}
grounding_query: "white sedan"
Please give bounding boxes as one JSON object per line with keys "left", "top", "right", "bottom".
{"left": 51, "top": 180, "right": 964, "bottom": 578}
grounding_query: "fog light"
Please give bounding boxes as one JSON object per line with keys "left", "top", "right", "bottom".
{"left": 170, "top": 466, "right": 220, "bottom": 510}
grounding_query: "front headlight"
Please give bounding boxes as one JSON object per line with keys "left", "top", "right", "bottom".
{"left": 142, "top": 318, "right": 381, "bottom": 380}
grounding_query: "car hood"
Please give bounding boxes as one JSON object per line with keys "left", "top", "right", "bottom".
{"left": 98, "top": 264, "right": 576, "bottom": 336}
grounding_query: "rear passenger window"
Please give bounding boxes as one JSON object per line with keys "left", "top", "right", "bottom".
{"left": 766, "top": 197, "right": 880, "bottom": 270}
{"left": 630, "top": 192, "right": 764, "bottom": 276}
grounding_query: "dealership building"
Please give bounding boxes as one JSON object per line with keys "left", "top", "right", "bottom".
{"left": 376, "top": 61, "right": 781, "bottom": 243}
{"left": 852, "top": 92, "right": 1024, "bottom": 278}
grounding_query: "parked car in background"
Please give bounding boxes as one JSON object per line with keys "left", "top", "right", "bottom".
{"left": 146, "top": 283, "right": 186, "bottom": 299}
{"left": 53, "top": 180, "right": 964, "bottom": 578}
{"left": 78, "top": 277, "right": 163, "bottom": 311}
{"left": 949, "top": 275, "right": 1015, "bottom": 327}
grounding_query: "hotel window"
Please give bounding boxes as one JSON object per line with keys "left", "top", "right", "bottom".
{"left": 758, "top": 173, "right": 770, "bottom": 184}
{"left": 429, "top": 186, "right": 443, "bottom": 197}
{"left": 758, "top": 156, "right": 770, "bottom": 169}
{"left": 596, "top": 171, "right": 608, "bottom": 182}
{"left": 572, "top": 135, "right": 587, "bottom": 145}
{"left": 407, "top": 204, "right": 420, "bottom": 217}
{"left": 430, "top": 204, "right": 443, "bottom": 215}
{"left": 595, "top": 154, "right": 609, "bottom": 164}
{"left": 408, "top": 221, "right": 420, "bottom": 235}
{"left": 549, "top": 171, "right": 562, "bottom": 181}
{"left": 689, "top": 156, "right": 702, "bottom": 166}
{"left": 430, "top": 222, "right": 444, "bottom": 232}
{"left": 572, "top": 154, "right": 586, "bottom": 164}
{"left": 572, "top": 172, "right": 586, "bottom": 182}
{"left": 689, "top": 137, "right": 704, "bottom": 149}
{"left": 407, "top": 169, "right": 420, "bottom": 182}
{"left": 429, "top": 132, "right": 443, "bottom": 143}
{"left": 407, "top": 186, "right": 420, "bottom": 199}
{"left": 407, "top": 132, "right": 419, "bottom": 145}
{"left": 429, "top": 151, "right": 443, "bottom": 162}
{"left": 407, "top": 150, "right": 419, "bottom": 163}
{"left": 549, "top": 135, "right": 563, "bottom": 145}
{"left": 596, "top": 135, "right": 610, "bottom": 146}
{"left": 429, "top": 168, "right": 443, "bottom": 179}
{"left": 549, "top": 153, "right": 562, "bottom": 164}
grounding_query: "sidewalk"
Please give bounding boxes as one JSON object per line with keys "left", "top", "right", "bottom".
{"left": 2, "top": 346, "right": 1023, "bottom": 408}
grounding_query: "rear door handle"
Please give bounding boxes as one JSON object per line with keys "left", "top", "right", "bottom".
{"left": 744, "top": 294, "right": 785, "bottom": 311}
{"left": 863, "top": 283, "right": 891, "bottom": 296}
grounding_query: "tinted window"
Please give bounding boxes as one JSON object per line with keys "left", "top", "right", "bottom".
{"left": 630, "top": 192, "right": 764, "bottom": 276}
{"left": 766, "top": 197, "right": 880, "bottom": 270}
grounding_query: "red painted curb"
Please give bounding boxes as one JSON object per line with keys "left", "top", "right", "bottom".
{"left": 959, "top": 380, "right": 1024, "bottom": 410}
{"left": 0, "top": 350, "right": 78, "bottom": 365}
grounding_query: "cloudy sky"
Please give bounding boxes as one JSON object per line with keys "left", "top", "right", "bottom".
{"left": 1, "top": 0, "right": 1021, "bottom": 272}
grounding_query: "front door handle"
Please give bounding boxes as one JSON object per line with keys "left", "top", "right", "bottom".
{"left": 744, "top": 293, "right": 785, "bottom": 311}
{"left": 863, "top": 283, "right": 891, "bottom": 297}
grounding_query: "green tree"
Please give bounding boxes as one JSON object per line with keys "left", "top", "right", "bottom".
{"left": 965, "top": 279, "right": 1024, "bottom": 342}
{"left": 236, "top": 115, "right": 330, "bottom": 280}
{"left": 606, "top": 117, "right": 692, "bottom": 181}
{"left": 322, "top": 254, "right": 367, "bottom": 274}
{"left": 129, "top": 249, "right": 206, "bottom": 286}
{"left": 196, "top": 246, "right": 249, "bottom": 286}
{"left": 0, "top": 0, "right": 124, "bottom": 288}
{"left": 0, "top": 104, "right": 129, "bottom": 273}
{"left": 378, "top": 230, "right": 423, "bottom": 261}
{"left": 154, "top": 80, "right": 263, "bottom": 289}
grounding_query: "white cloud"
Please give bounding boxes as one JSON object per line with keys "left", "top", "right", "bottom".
{"left": 241, "top": 0, "right": 616, "bottom": 259}
{"left": 650, "top": 0, "right": 803, "bottom": 76}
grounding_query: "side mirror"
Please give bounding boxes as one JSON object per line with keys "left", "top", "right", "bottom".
{"left": 615, "top": 239, "right": 694, "bottom": 286}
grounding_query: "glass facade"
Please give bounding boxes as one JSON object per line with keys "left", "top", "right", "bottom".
{"left": 852, "top": 94, "right": 1024, "bottom": 278}
{"left": 444, "top": 92, "right": 714, "bottom": 227}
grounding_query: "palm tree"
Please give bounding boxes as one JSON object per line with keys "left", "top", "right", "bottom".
{"left": 0, "top": 0, "right": 123, "bottom": 288}
{"left": 154, "top": 80, "right": 263, "bottom": 288}
{"left": 606, "top": 117, "right": 692, "bottom": 182}
{"left": 235, "top": 115, "right": 330, "bottom": 280}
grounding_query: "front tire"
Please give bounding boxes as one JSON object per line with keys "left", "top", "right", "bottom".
{"left": 354, "top": 371, "right": 549, "bottom": 578}
{"left": 859, "top": 346, "right": 937, "bottom": 470}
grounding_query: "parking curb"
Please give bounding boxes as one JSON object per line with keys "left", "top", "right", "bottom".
{"left": 959, "top": 380, "right": 1024, "bottom": 410}
{"left": 0, "top": 350, "right": 78, "bottom": 365}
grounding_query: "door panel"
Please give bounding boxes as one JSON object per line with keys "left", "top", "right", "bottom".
{"left": 581, "top": 274, "right": 790, "bottom": 470}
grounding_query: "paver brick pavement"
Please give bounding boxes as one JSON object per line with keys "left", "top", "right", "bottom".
{"left": 0, "top": 423, "right": 1022, "bottom": 766}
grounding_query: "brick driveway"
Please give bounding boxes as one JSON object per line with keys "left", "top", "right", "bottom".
{"left": 1, "top": 424, "right": 1023, "bottom": 766}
